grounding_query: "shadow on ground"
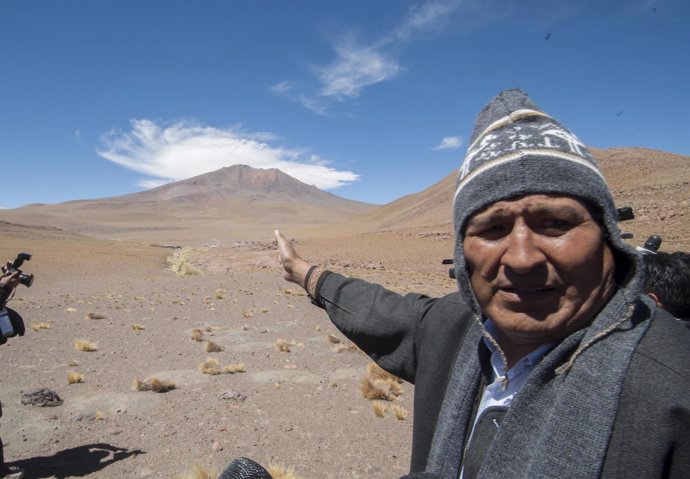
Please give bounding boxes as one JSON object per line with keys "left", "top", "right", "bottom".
{"left": 12, "top": 443, "right": 144, "bottom": 478}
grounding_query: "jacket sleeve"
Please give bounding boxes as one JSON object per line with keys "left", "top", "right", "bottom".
{"left": 315, "top": 271, "right": 440, "bottom": 384}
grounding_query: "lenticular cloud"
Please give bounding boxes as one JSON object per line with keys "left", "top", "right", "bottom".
{"left": 97, "top": 119, "right": 359, "bottom": 190}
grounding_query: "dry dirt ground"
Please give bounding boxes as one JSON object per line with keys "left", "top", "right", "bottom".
{"left": 0, "top": 225, "right": 456, "bottom": 479}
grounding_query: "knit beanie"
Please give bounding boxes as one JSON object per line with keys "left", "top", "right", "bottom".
{"left": 453, "top": 89, "right": 639, "bottom": 313}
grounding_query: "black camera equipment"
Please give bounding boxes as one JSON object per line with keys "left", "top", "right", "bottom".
{"left": 0, "top": 252, "right": 33, "bottom": 343}
{"left": 7, "top": 252, "right": 34, "bottom": 288}
{"left": 637, "top": 234, "right": 662, "bottom": 255}
{"left": 442, "top": 258, "right": 456, "bottom": 280}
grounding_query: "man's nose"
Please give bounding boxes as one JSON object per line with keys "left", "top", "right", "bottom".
{"left": 501, "top": 225, "right": 547, "bottom": 274}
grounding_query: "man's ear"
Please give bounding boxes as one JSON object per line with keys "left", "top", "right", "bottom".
{"left": 646, "top": 292, "right": 664, "bottom": 309}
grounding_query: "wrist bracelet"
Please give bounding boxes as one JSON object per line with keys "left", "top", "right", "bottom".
{"left": 303, "top": 265, "right": 318, "bottom": 291}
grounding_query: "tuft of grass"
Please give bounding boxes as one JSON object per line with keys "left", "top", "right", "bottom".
{"left": 267, "top": 464, "right": 303, "bottom": 479}
{"left": 31, "top": 322, "right": 51, "bottom": 331}
{"left": 199, "top": 358, "right": 222, "bottom": 375}
{"left": 205, "top": 341, "right": 223, "bottom": 353}
{"left": 85, "top": 312, "right": 107, "bottom": 320}
{"left": 191, "top": 328, "right": 204, "bottom": 342}
{"left": 68, "top": 359, "right": 80, "bottom": 367}
{"left": 283, "top": 288, "right": 306, "bottom": 297}
{"left": 168, "top": 248, "right": 201, "bottom": 276}
{"left": 260, "top": 307, "right": 270, "bottom": 314}
{"left": 391, "top": 404, "right": 409, "bottom": 420}
{"left": 213, "top": 289, "right": 226, "bottom": 300}
{"left": 179, "top": 463, "right": 219, "bottom": 479}
{"left": 223, "top": 363, "right": 246, "bottom": 374}
{"left": 95, "top": 411, "right": 106, "bottom": 420}
{"left": 67, "top": 372, "right": 84, "bottom": 384}
{"left": 326, "top": 334, "right": 341, "bottom": 344}
{"left": 131, "top": 323, "right": 145, "bottom": 331}
{"left": 133, "top": 377, "right": 177, "bottom": 393}
{"left": 275, "top": 338, "right": 302, "bottom": 353}
{"left": 359, "top": 369, "right": 404, "bottom": 401}
{"left": 367, "top": 362, "right": 402, "bottom": 384}
{"left": 75, "top": 339, "right": 98, "bottom": 352}
{"left": 335, "top": 343, "right": 361, "bottom": 354}
{"left": 241, "top": 309, "right": 254, "bottom": 319}
{"left": 65, "top": 307, "right": 78, "bottom": 313}
{"left": 372, "top": 401, "right": 388, "bottom": 418}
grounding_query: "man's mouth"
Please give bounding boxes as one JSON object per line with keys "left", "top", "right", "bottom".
{"left": 498, "top": 286, "right": 557, "bottom": 301}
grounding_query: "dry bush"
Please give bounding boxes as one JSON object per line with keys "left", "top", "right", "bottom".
{"left": 133, "top": 377, "right": 177, "bottom": 393}
{"left": 205, "top": 341, "right": 223, "bottom": 352}
{"left": 367, "top": 362, "right": 402, "bottom": 384}
{"left": 241, "top": 309, "right": 254, "bottom": 319}
{"left": 213, "top": 289, "right": 226, "bottom": 299}
{"left": 391, "top": 404, "right": 409, "bottom": 420}
{"left": 31, "top": 322, "right": 50, "bottom": 331}
{"left": 191, "top": 328, "right": 204, "bottom": 342}
{"left": 267, "top": 463, "right": 303, "bottom": 479}
{"left": 168, "top": 248, "right": 201, "bottom": 276}
{"left": 199, "top": 358, "right": 222, "bottom": 375}
{"left": 131, "top": 323, "right": 145, "bottom": 331}
{"left": 67, "top": 372, "right": 84, "bottom": 384}
{"left": 85, "top": 312, "right": 107, "bottom": 320}
{"left": 283, "top": 288, "right": 306, "bottom": 297}
{"left": 74, "top": 339, "right": 98, "bottom": 352}
{"left": 275, "top": 338, "right": 302, "bottom": 353}
{"left": 326, "top": 334, "right": 341, "bottom": 344}
{"left": 359, "top": 363, "right": 404, "bottom": 401}
{"left": 179, "top": 463, "right": 218, "bottom": 479}
{"left": 223, "top": 363, "right": 246, "bottom": 374}
{"left": 372, "top": 401, "right": 388, "bottom": 418}
{"left": 260, "top": 307, "right": 270, "bottom": 314}
{"left": 335, "top": 343, "right": 361, "bottom": 354}
{"left": 68, "top": 359, "right": 79, "bottom": 367}
{"left": 95, "top": 411, "right": 106, "bottom": 420}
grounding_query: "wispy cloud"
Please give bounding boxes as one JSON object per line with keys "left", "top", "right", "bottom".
{"left": 97, "top": 119, "right": 359, "bottom": 190}
{"left": 275, "top": 0, "right": 462, "bottom": 112}
{"left": 432, "top": 135, "right": 463, "bottom": 151}
{"left": 318, "top": 38, "right": 401, "bottom": 99}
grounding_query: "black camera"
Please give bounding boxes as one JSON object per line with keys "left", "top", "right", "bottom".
{"left": 8, "top": 252, "right": 34, "bottom": 288}
{"left": 0, "top": 253, "right": 32, "bottom": 342}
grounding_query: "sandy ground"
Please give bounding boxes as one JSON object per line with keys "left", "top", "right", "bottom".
{"left": 0, "top": 227, "right": 456, "bottom": 479}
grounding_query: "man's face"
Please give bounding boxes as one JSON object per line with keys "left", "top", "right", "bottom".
{"left": 463, "top": 194, "right": 616, "bottom": 350}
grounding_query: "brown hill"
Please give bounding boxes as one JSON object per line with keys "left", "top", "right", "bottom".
{"left": 341, "top": 147, "right": 688, "bottom": 241}
{"left": 295, "top": 147, "right": 689, "bottom": 273}
{"left": 0, "top": 165, "right": 374, "bottom": 243}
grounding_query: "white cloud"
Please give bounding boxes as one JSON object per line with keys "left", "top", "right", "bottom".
{"left": 432, "top": 136, "right": 463, "bottom": 151}
{"left": 318, "top": 39, "right": 401, "bottom": 99}
{"left": 276, "top": 0, "right": 462, "bottom": 112}
{"left": 270, "top": 80, "right": 295, "bottom": 94}
{"left": 97, "top": 119, "right": 359, "bottom": 190}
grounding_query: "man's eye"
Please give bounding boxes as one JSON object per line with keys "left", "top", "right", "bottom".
{"left": 475, "top": 224, "right": 509, "bottom": 238}
{"left": 541, "top": 219, "right": 573, "bottom": 232}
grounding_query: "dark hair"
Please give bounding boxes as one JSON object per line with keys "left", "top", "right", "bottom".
{"left": 643, "top": 251, "right": 690, "bottom": 320}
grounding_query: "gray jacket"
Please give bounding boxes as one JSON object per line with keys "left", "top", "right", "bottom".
{"left": 315, "top": 271, "right": 690, "bottom": 478}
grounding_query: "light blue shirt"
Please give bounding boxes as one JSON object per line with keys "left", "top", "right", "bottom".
{"left": 460, "top": 319, "right": 556, "bottom": 478}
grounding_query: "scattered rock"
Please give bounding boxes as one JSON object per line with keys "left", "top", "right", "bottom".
{"left": 72, "top": 412, "right": 97, "bottom": 422}
{"left": 21, "top": 388, "right": 63, "bottom": 407}
{"left": 219, "top": 390, "right": 247, "bottom": 402}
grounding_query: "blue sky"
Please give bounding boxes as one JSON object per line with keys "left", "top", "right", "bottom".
{"left": 1, "top": 0, "right": 688, "bottom": 209}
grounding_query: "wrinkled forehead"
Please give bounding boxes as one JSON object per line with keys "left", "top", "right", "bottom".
{"left": 463, "top": 193, "right": 603, "bottom": 232}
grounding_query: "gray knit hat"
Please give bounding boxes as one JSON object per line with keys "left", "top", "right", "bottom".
{"left": 453, "top": 89, "right": 639, "bottom": 312}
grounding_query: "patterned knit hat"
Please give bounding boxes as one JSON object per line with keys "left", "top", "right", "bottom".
{"left": 453, "top": 89, "right": 639, "bottom": 311}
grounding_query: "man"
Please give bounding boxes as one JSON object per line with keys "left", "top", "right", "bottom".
{"left": 276, "top": 89, "right": 690, "bottom": 478}
{"left": 642, "top": 251, "right": 690, "bottom": 321}
{"left": 0, "top": 265, "right": 24, "bottom": 479}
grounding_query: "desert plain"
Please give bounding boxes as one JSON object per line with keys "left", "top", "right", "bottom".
{"left": 0, "top": 147, "right": 688, "bottom": 478}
